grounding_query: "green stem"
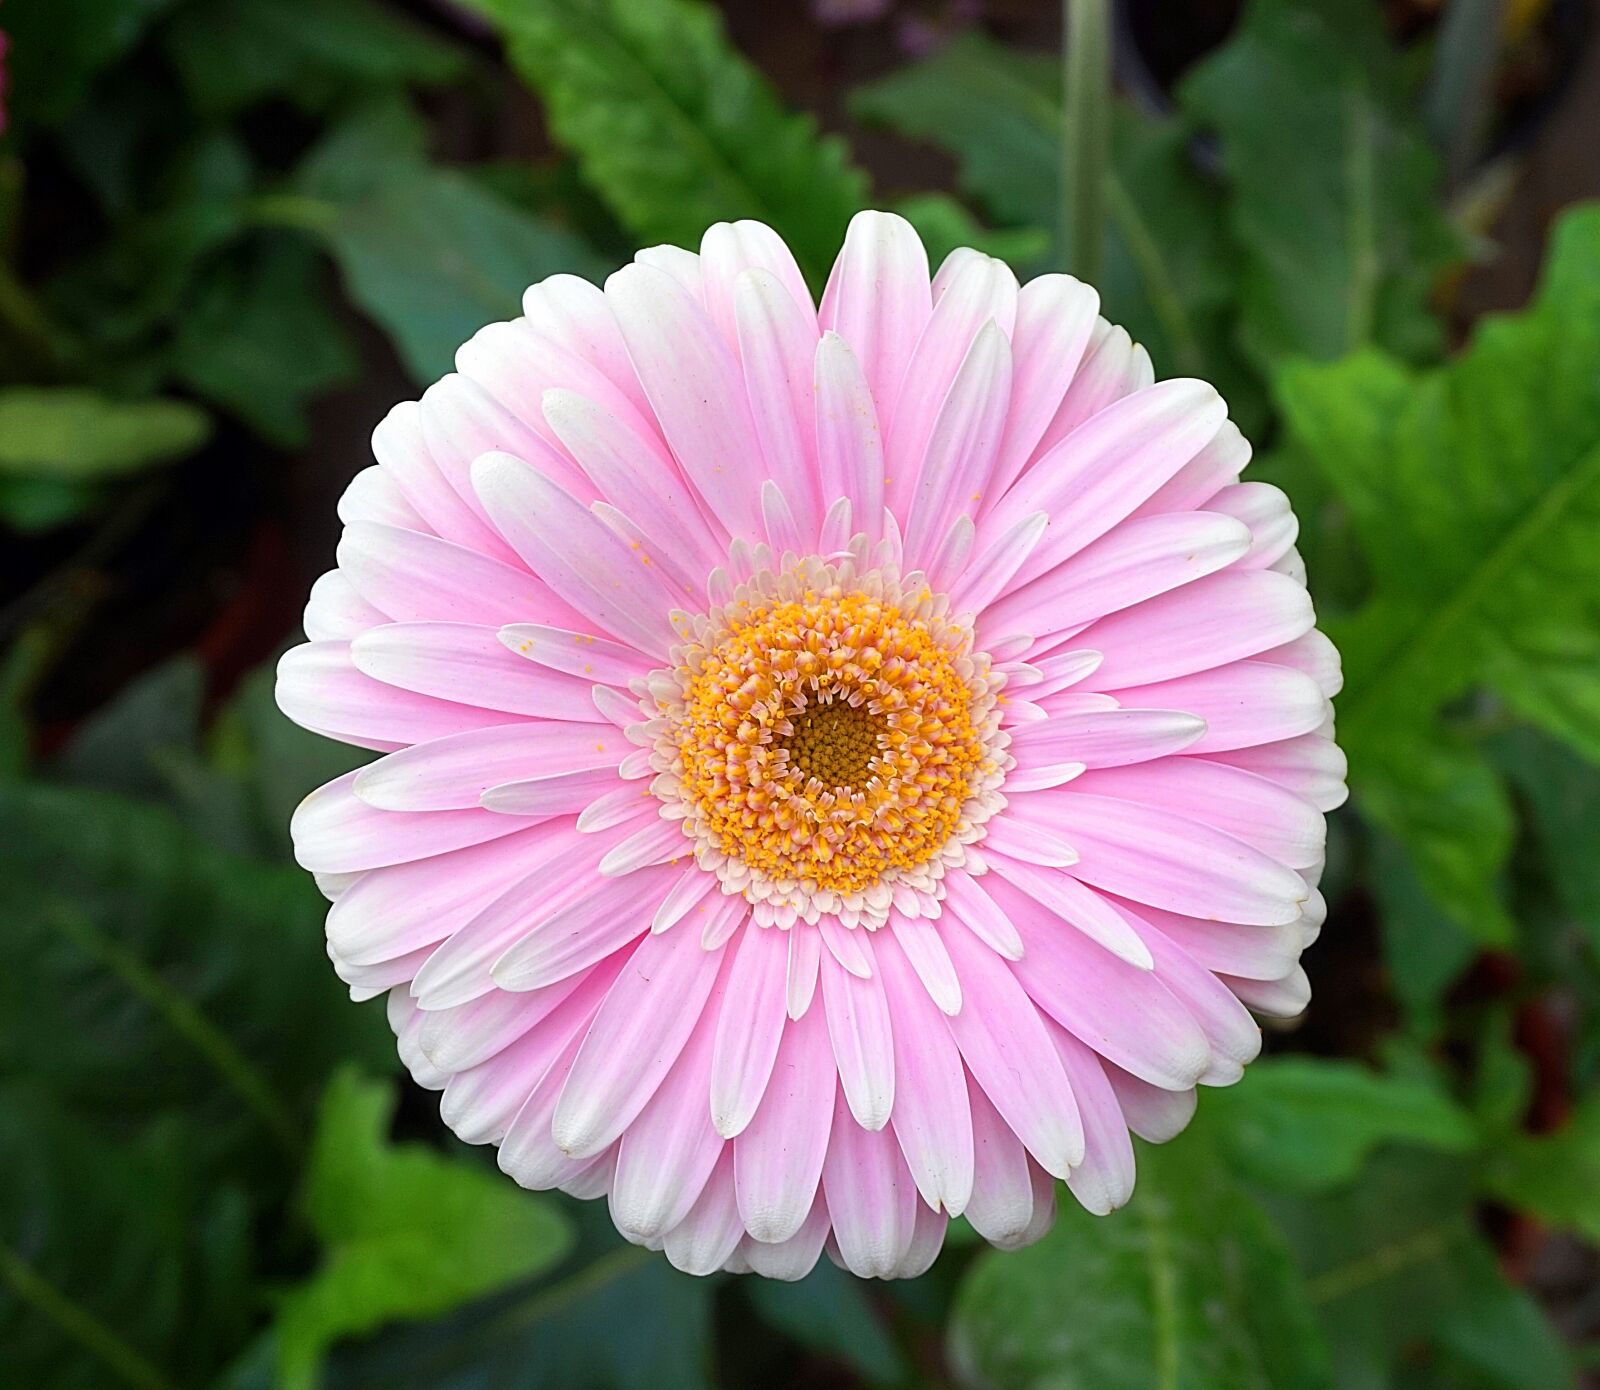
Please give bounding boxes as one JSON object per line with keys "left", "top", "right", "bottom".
{"left": 241, "top": 192, "right": 341, "bottom": 236}
{"left": 48, "top": 903, "right": 302, "bottom": 1159}
{"left": 1062, "top": 0, "right": 1111, "bottom": 285}
{"left": 1305, "top": 1222, "right": 1459, "bottom": 1305}
{"left": 0, "top": 1242, "right": 178, "bottom": 1390}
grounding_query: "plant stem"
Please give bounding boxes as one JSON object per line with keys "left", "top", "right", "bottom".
{"left": 0, "top": 1242, "right": 178, "bottom": 1390}
{"left": 1062, "top": 0, "right": 1111, "bottom": 285}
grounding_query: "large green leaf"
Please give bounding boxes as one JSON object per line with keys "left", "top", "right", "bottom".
{"left": 851, "top": 34, "right": 1255, "bottom": 419}
{"left": 462, "top": 0, "right": 868, "bottom": 286}
{"left": 167, "top": 237, "right": 358, "bottom": 446}
{"left": 948, "top": 1130, "right": 1333, "bottom": 1390}
{"left": 0, "top": 780, "right": 392, "bottom": 1147}
{"left": 0, "top": 386, "right": 209, "bottom": 479}
{"left": 1276, "top": 202, "right": 1600, "bottom": 939}
{"left": 1266, "top": 1151, "right": 1573, "bottom": 1390}
{"left": 0, "top": 0, "right": 176, "bottom": 129}
{"left": 276, "top": 1070, "right": 574, "bottom": 1390}
{"left": 294, "top": 102, "right": 610, "bottom": 381}
{"left": 1207, "top": 1056, "right": 1479, "bottom": 1191}
{"left": 1178, "top": 0, "right": 1462, "bottom": 367}
{"left": 745, "top": 1261, "right": 911, "bottom": 1387}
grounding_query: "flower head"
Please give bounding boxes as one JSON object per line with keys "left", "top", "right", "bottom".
{"left": 279, "top": 212, "right": 1344, "bottom": 1280}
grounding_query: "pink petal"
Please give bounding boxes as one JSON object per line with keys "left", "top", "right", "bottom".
{"left": 1105, "top": 1061, "right": 1197, "bottom": 1142}
{"left": 338, "top": 465, "right": 425, "bottom": 531}
{"left": 736, "top": 270, "right": 822, "bottom": 541}
{"left": 985, "top": 854, "right": 1153, "bottom": 969}
{"left": 472, "top": 452, "right": 682, "bottom": 658}
{"left": 996, "top": 873, "right": 1211, "bottom": 1090}
{"left": 350, "top": 622, "right": 602, "bottom": 721}
{"left": 521, "top": 272, "right": 654, "bottom": 422}
{"left": 820, "top": 942, "right": 895, "bottom": 1130}
{"left": 1009, "top": 707, "right": 1207, "bottom": 771}
{"left": 1075, "top": 569, "right": 1316, "bottom": 688}
{"left": 552, "top": 925, "right": 727, "bottom": 1157}
{"left": 304, "top": 570, "right": 387, "bottom": 641}
{"left": 877, "top": 932, "right": 974, "bottom": 1215}
{"left": 888, "top": 914, "right": 962, "bottom": 1014}
{"left": 813, "top": 332, "right": 884, "bottom": 545}
{"left": 606, "top": 261, "right": 765, "bottom": 541}
{"left": 901, "top": 319, "right": 1012, "bottom": 570}
{"left": 936, "top": 916, "right": 1084, "bottom": 1176}
{"left": 822, "top": 1091, "right": 920, "bottom": 1278}
{"left": 337, "top": 520, "right": 584, "bottom": 630}
{"left": 1050, "top": 1024, "right": 1136, "bottom": 1215}
{"left": 291, "top": 769, "right": 537, "bottom": 875}
{"left": 1207, "top": 732, "right": 1349, "bottom": 810}
{"left": 981, "top": 510, "right": 1251, "bottom": 641}
{"left": 664, "top": 1148, "right": 746, "bottom": 1276}
{"left": 1028, "top": 319, "right": 1152, "bottom": 463}
{"left": 701, "top": 219, "right": 815, "bottom": 343}
{"left": 1105, "top": 662, "right": 1331, "bottom": 755}
{"left": 353, "top": 721, "right": 620, "bottom": 812}
{"left": 819, "top": 210, "right": 931, "bottom": 443}
{"left": 990, "top": 274, "right": 1101, "bottom": 499}
{"left": 885, "top": 253, "right": 1017, "bottom": 518}
{"left": 963, "top": 1079, "right": 1037, "bottom": 1247}
{"left": 734, "top": 1001, "right": 837, "bottom": 1243}
{"left": 710, "top": 924, "right": 790, "bottom": 1137}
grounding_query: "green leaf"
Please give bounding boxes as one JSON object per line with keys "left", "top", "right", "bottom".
{"left": 1268, "top": 1151, "right": 1574, "bottom": 1390}
{"left": 1276, "top": 202, "right": 1600, "bottom": 935}
{"left": 851, "top": 34, "right": 1255, "bottom": 417}
{"left": 1485, "top": 1098, "right": 1600, "bottom": 1243}
{"left": 1207, "top": 1056, "right": 1479, "bottom": 1191}
{"left": 168, "top": 238, "right": 358, "bottom": 446}
{"left": 162, "top": 0, "right": 466, "bottom": 118}
{"left": 293, "top": 102, "right": 610, "bottom": 381}
{"left": 0, "top": 387, "right": 209, "bottom": 480}
{"left": 1178, "top": 0, "right": 1462, "bottom": 366}
{"left": 277, "top": 1070, "right": 574, "bottom": 1390}
{"left": 948, "top": 1130, "right": 1333, "bottom": 1390}
{"left": 746, "top": 1261, "right": 911, "bottom": 1386}
{"left": 462, "top": 0, "right": 868, "bottom": 286}
{"left": 0, "top": 780, "right": 393, "bottom": 1153}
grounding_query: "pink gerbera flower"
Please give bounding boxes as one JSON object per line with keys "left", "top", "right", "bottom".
{"left": 279, "top": 212, "right": 1344, "bottom": 1280}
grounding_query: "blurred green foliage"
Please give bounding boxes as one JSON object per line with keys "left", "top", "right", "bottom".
{"left": 1, "top": 0, "right": 1597, "bottom": 1386}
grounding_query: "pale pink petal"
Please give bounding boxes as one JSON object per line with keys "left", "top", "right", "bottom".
{"left": 1227, "top": 965, "right": 1312, "bottom": 1018}
{"left": 819, "top": 210, "right": 931, "bottom": 442}
{"left": 1050, "top": 1024, "right": 1136, "bottom": 1215}
{"left": 1105, "top": 662, "right": 1331, "bottom": 755}
{"left": 338, "top": 465, "right": 425, "bottom": 530}
{"left": 888, "top": 914, "right": 962, "bottom": 1015}
{"left": 472, "top": 452, "right": 683, "bottom": 658}
{"left": 521, "top": 272, "right": 653, "bottom": 421}
{"left": 350, "top": 622, "right": 602, "bottom": 721}
{"left": 735, "top": 270, "right": 822, "bottom": 541}
{"left": 337, "top": 520, "right": 584, "bottom": 630}
{"left": 1207, "top": 732, "right": 1349, "bottom": 810}
{"left": 901, "top": 319, "right": 1012, "bottom": 569}
{"left": 937, "top": 917, "right": 1084, "bottom": 1176}
{"left": 985, "top": 853, "right": 1154, "bottom": 969}
{"left": 664, "top": 1148, "right": 746, "bottom": 1276}
{"left": 993, "top": 876, "right": 1211, "bottom": 1090}
{"left": 822, "top": 1091, "right": 920, "bottom": 1278}
{"left": 304, "top": 570, "right": 387, "bottom": 642}
{"left": 990, "top": 274, "right": 1101, "bottom": 499}
{"left": 740, "top": 1199, "right": 830, "bottom": 1280}
{"left": 701, "top": 219, "right": 816, "bottom": 343}
{"left": 1028, "top": 319, "right": 1152, "bottom": 463}
{"left": 1105, "top": 1061, "right": 1197, "bottom": 1142}
{"left": 813, "top": 332, "right": 884, "bottom": 545}
{"left": 734, "top": 1001, "right": 837, "bottom": 1243}
{"left": 877, "top": 933, "right": 974, "bottom": 1216}
{"left": 981, "top": 510, "right": 1251, "bottom": 641}
{"left": 552, "top": 925, "right": 727, "bottom": 1157}
{"left": 963, "top": 1079, "right": 1037, "bottom": 1247}
{"left": 606, "top": 261, "right": 765, "bottom": 540}
{"left": 710, "top": 924, "right": 790, "bottom": 1137}
{"left": 292, "top": 769, "right": 538, "bottom": 875}
{"left": 820, "top": 943, "right": 895, "bottom": 1129}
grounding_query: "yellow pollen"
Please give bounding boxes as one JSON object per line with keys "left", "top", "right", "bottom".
{"left": 671, "top": 586, "right": 989, "bottom": 896}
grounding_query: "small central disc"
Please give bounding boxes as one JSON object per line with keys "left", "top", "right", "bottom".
{"left": 784, "top": 699, "right": 882, "bottom": 789}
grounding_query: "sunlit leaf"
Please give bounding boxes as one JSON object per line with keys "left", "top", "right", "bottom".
{"left": 1208, "top": 1056, "right": 1479, "bottom": 1191}
{"left": 948, "top": 1129, "right": 1333, "bottom": 1390}
{"left": 464, "top": 0, "right": 868, "bottom": 286}
{"left": 276, "top": 1070, "right": 575, "bottom": 1390}
{"left": 0, "top": 386, "right": 209, "bottom": 479}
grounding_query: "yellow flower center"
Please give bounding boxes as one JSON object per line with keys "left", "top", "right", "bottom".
{"left": 644, "top": 550, "right": 1009, "bottom": 928}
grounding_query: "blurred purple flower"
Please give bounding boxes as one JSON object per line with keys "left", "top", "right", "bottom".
{"left": 811, "top": 0, "right": 893, "bottom": 24}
